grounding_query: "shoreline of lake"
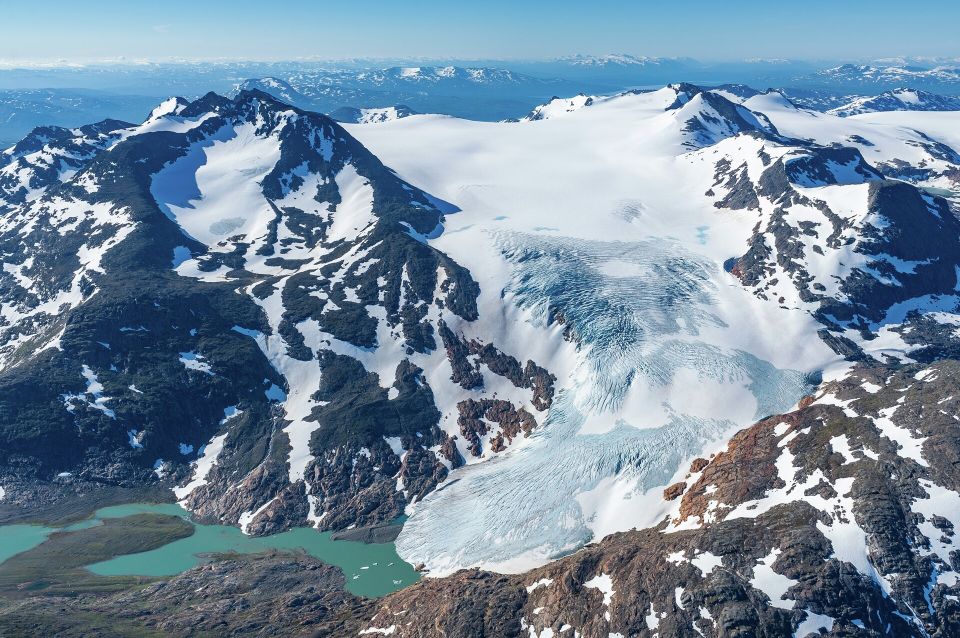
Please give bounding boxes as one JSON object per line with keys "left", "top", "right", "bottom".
{"left": 0, "top": 501, "right": 419, "bottom": 598}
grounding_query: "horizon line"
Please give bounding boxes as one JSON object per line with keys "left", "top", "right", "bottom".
{"left": 1, "top": 54, "right": 959, "bottom": 71}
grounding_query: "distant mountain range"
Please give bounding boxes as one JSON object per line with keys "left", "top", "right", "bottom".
{"left": 0, "top": 89, "right": 161, "bottom": 149}
{"left": 231, "top": 60, "right": 960, "bottom": 122}
{"left": 557, "top": 53, "right": 694, "bottom": 68}
{"left": 828, "top": 88, "right": 960, "bottom": 116}
{"left": 813, "top": 63, "right": 960, "bottom": 89}
{"left": 2, "top": 58, "right": 959, "bottom": 142}
{"left": 235, "top": 66, "right": 582, "bottom": 121}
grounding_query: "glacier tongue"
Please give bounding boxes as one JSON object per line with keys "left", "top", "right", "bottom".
{"left": 397, "top": 232, "right": 816, "bottom": 575}
{"left": 397, "top": 395, "right": 730, "bottom": 575}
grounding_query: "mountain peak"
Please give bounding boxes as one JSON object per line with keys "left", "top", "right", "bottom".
{"left": 665, "top": 85, "right": 779, "bottom": 147}
{"left": 146, "top": 96, "right": 190, "bottom": 122}
{"left": 330, "top": 104, "right": 418, "bottom": 124}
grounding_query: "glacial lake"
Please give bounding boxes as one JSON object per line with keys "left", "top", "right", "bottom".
{"left": 0, "top": 502, "right": 419, "bottom": 598}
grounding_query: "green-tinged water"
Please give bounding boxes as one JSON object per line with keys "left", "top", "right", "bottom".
{"left": 0, "top": 516, "right": 101, "bottom": 565}
{"left": 0, "top": 525, "right": 55, "bottom": 565}
{"left": 0, "top": 503, "right": 418, "bottom": 598}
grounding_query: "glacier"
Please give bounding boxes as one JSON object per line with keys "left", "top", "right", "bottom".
{"left": 396, "top": 231, "right": 816, "bottom": 575}
{"left": 343, "top": 88, "right": 855, "bottom": 574}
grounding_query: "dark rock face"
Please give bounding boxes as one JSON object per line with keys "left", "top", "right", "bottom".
{"left": 439, "top": 320, "right": 556, "bottom": 410}
{"left": 713, "top": 161, "right": 761, "bottom": 211}
{"left": 783, "top": 146, "right": 882, "bottom": 186}
{"left": 456, "top": 398, "right": 537, "bottom": 457}
{"left": 676, "top": 361, "right": 960, "bottom": 635}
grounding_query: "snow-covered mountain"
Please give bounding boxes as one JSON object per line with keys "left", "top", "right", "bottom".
{"left": 519, "top": 93, "right": 600, "bottom": 121}
{"left": 827, "top": 88, "right": 960, "bottom": 116}
{"left": 330, "top": 104, "right": 418, "bottom": 124}
{"left": 520, "top": 84, "right": 764, "bottom": 124}
{"left": 324, "top": 85, "right": 960, "bottom": 638}
{"left": 345, "top": 82, "right": 960, "bottom": 576}
{"left": 0, "top": 88, "right": 557, "bottom": 539}
{"left": 3, "top": 83, "right": 960, "bottom": 636}
{"left": 0, "top": 118, "right": 133, "bottom": 211}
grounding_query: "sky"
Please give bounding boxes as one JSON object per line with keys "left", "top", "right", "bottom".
{"left": 1, "top": 0, "right": 959, "bottom": 64}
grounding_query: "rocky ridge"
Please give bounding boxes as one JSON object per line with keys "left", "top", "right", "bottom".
{"left": 0, "top": 89, "right": 555, "bottom": 539}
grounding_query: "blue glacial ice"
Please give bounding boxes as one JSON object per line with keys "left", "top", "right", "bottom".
{"left": 396, "top": 232, "right": 817, "bottom": 574}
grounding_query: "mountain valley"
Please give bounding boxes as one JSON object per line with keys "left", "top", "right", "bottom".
{"left": 0, "top": 79, "right": 959, "bottom": 637}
